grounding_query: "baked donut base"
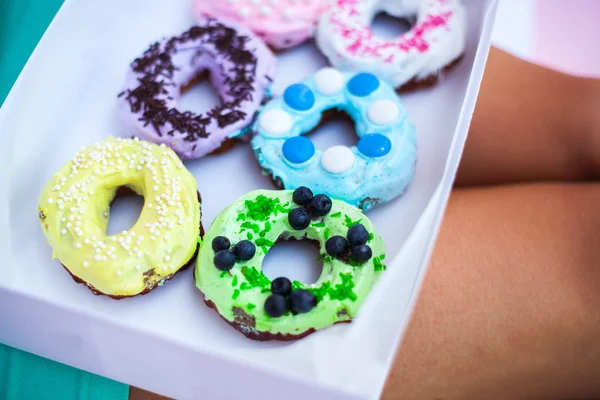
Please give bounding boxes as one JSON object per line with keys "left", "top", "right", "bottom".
{"left": 60, "top": 189, "right": 204, "bottom": 299}
{"left": 199, "top": 235, "right": 351, "bottom": 341}
{"left": 397, "top": 55, "right": 464, "bottom": 92}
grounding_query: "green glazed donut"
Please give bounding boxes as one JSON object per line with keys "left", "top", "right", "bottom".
{"left": 195, "top": 188, "right": 386, "bottom": 340}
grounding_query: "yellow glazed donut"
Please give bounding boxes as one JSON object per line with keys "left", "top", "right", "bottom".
{"left": 38, "top": 137, "right": 201, "bottom": 298}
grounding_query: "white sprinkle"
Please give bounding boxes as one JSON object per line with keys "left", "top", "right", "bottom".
{"left": 69, "top": 216, "right": 74, "bottom": 221}
{"left": 162, "top": 266, "right": 168, "bottom": 271}
{"left": 136, "top": 265, "right": 141, "bottom": 270}
{"left": 102, "top": 256, "right": 107, "bottom": 261}
{"left": 83, "top": 261, "right": 89, "bottom": 268}
{"left": 61, "top": 229, "right": 67, "bottom": 235}
{"left": 111, "top": 255, "right": 116, "bottom": 260}
{"left": 167, "top": 248, "right": 172, "bottom": 254}
{"left": 61, "top": 217, "right": 66, "bottom": 223}
{"left": 116, "top": 270, "right": 122, "bottom": 276}
{"left": 75, "top": 243, "right": 82, "bottom": 248}
{"left": 94, "top": 254, "right": 101, "bottom": 261}
{"left": 151, "top": 236, "right": 156, "bottom": 241}
{"left": 164, "top": 255, "right": 171, "bottom": 262}
{"left": 48, "top": 198, "right": 54, "bottom": 204}
{"left": 153, "top": 185, "right": 158, "bottom": 191}
{"left": 66, "top": 223, "right": 72, "bottom": 228}
{"left": 84, "top": 238, "right": 90, "bottom": 244}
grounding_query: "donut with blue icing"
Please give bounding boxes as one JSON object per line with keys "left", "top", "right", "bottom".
{"left": 316, "top": 0, "right": 467, "bottom": 90}
{"left": 251, "top": 68, "right": 417, "bottom": 211}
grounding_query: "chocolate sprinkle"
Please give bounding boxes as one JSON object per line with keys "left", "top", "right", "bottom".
{"left": 122, "top": 19, "right": 258, "bottom": 143}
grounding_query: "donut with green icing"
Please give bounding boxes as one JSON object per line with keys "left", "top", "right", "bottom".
{"left": 38, "top": 137, "right": 202, "bottom": 298}
{"left": 195, "top": 187, "right": 386, "bottom": 340}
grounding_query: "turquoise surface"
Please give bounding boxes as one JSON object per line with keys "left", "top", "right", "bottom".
{"left": 0, "top": 1, "right": 129, "bottom": 398}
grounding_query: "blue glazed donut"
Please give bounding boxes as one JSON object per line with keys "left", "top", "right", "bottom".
{"left": 251, "top": 68, "right": 417, "bottom": 211}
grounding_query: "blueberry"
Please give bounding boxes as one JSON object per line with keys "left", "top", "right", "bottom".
{"left": 325, "top": 235, "right": 348, "bottom": 258}
{"left": 288, "top": 207, "right": 311, "bottom": 230}
{"left": 308, "top": 194, "right": 332, "bottom": 217}
{"left": 264, "top": 294, "right": 289, "bottom": 318}
{"left": 214, "top": 250, "right": 236, "bottom": 271}
{"left": 289, "top": 289, "right": 317, "bottom": 314}
{"left": 347, "top": 224, "right": 369, "bottom": 246}
{"left": 212, "top": 236, "right": 230, "bottom": 252}
{"left": 292, "top": 186, "right": 314, "bottom": 206}
{"left": 271, "top": 277, "right": 292, "bottom": 296}
{"left": 351, "top": 244, "right": 372, "bottom": 263}
{"left": 233, "top": 240, "right": 256, "bottom": 261}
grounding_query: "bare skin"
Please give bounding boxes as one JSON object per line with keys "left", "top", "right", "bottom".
{"left": 131, "top": 48, "right": 600, "bottom": 399}
{"left": 383, "top": 48, "right": 600, "bottom": 399}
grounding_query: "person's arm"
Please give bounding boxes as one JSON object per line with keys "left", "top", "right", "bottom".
{"left": 456, "top": 48, "right": 600, "bottom": 186}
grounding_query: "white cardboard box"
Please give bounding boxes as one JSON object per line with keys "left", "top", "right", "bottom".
{"left": 0, "top": 0, "right": 498, "bottom": 398}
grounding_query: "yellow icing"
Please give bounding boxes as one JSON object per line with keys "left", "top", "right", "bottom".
{"left": 38, "top": 137, "right": 201, "bottom": 297}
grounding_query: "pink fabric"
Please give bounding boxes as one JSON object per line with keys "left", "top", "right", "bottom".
{"left": 534, "top": 0, "right": 600, "bottom": 77}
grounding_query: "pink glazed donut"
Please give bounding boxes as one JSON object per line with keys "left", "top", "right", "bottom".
{"left": 316, "top": 0, "right": 467, "bottom": 90}
{"left": 193, "top": 0, "right": 330, "bottom": 50}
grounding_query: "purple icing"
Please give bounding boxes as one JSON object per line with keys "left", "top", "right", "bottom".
{"left": 119, "top": 18, "right": 276, "bottom": 159}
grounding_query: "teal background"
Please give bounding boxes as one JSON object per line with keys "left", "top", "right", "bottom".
{"left": 0, "top": 1, "right": 128, "bottom": 398}
{"left": 0, "top": 0, "right": 64, "bottom": 105}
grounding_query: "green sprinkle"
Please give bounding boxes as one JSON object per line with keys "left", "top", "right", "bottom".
{"left": 236, "top": 213, "right": 246, "bottom": 221}
{"left": 247, "top": 303, "right": 256, "bottom": 310}
{"left": 328, "top": 273, "right": 357, "bottom": 301}
{"left": 240, "top": 282, "right": 249, "bottom": 290}
{"left": 379, "top": 254, "right": 386, "bottom": 260}
{"left": 265, "top": 221, "right": 272, "bottom": 232}
{"left": 312, "top": 221, "right": 326, "bottom": 228}
{"left": 244, "top": 195, "right": 281, "bottom": 221}
{"left": 316, "top": 253, "right": 326, "bottom": 262}
{"left": 368, "top": 232, "right": 374, "bottom": 241}
{"left": 262, "top": 238, "right": 274, "bottom": 247}
{"left": 232, "top": 289, "right": 240, "bottom": 300}
{"left": 241, "top": 266, "right": 271, "bottom": 288}
{"left": 330, "top": 212, "right": 341, "bottom": 218}
{"left": 324, "top": 227, "right": 330, "bottom": 239}
{"left": 247, "top": 232, "right": 254, "bottom": 240}
{"left": 292, "top": 280, "right": 305, "bottom": 290}
{"left": 344, "top": 215, "right": 362, "bottom": 228}
{"left": 241, "top": 221, "right": 260, "bottom": 233}
{"left": 197, "top": 236, "right": 203, "bottom": 244}
{"left": 261, "top": 245, "right": 268, "bottom": 254}
{"left": 232, "top": 275, "right": 238, "bottom": 286}
{"left": 374, "top": 257, "right": 386, "bottom": 272}
{"left": 260, "top": 287, "right": 271, "bottom": 293}
{"left": 220, "top": 271, "right": 228, "bottom": 278}
{"left": 309, "top": 282, "right": 331, "bottom": 302}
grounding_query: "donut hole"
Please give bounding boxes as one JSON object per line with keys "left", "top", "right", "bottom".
{"left": 178, "top": 70, "right": 222, "bottom": 115}
{"left": 370, "top": 12, "right": 413, "bottom": 40}
{"left": 307, "top": 110, "right": 357, "bottom": 151}
{"left": 105, "top": 187, "right": 144, "bottom": 235}
{"left": 261, "top": 239, "right": 323, "bottom": 285}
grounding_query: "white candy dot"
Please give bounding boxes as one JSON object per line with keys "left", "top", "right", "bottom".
{"left": 83, "top": 261, "right": 89, "bottom": 268}
{"left": 239, "top": 6, "right": 250, "bottom": 17}
{"left": 314, "top": 68, "right": 345, "bottom": 95}
{"left": 259, "top": 109, "right": 293, "bottom": 136}
{"left": 321, "top": 146, "right": 355, "bottom": 174}
{"left": 367, "top": 99, "right": 400, "bottom": 125}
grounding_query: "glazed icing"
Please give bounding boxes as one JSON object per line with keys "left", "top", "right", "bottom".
{"left": 120, "top": 19, "right": 276, "bottom": 160}
{"left": 195, "top": 190, "right": 386, "bottom": 338}
{"left": 38, "top": 137, "right": 201, "bottom": 297}
{"left": 193, "top": 0, "right": 330, "bottom": 49}
{"left": 316, "top": 0, "right": 467, "bottom": 88}
{"left": 251, "top": 68, "right": 417, "bottom": 211}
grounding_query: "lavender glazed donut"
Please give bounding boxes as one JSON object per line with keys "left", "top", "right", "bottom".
{"left": 119, "top": 19, "right": 276, "bottom": 159}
